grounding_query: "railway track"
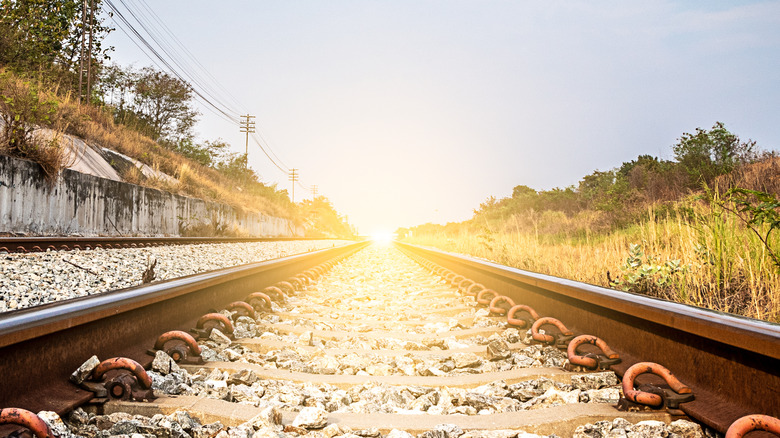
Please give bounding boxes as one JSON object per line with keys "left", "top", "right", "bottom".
{"left": 0, "top": 236, "right": 343, "bottom": 253}
{"left": 0, "top": 241, "right": 778, "bottom": 437}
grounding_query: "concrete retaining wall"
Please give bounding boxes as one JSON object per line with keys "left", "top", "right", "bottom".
{"left": 0, "top": 155, "right": 301, "bottom": 237}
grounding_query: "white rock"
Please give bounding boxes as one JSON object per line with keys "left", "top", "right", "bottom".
{"left": 291, "top": 407, "right": 329, "bottom": 429}
{"left": 70, "top": 355, "right": 100, "bottom": 384}
{"left": 386, "top": 430, "right": 414, "bottom": 438}
{"left": 210, "top": 328, "right": 232, "bottom": 346}
{"left": 628, "top": 420, "right": 668, "bottom": 438}
{"left": 152, "top": 350, "right": 181, "bottom": 375}
{"left": 668, "top": 419, "right": 704, "bottom": 438}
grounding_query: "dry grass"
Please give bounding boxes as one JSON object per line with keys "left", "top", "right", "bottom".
{"left": 67, "top": 103, "right": 292, "bottom": 217}
{"left": 0, "top": 68, "right": 293, "bottom": 218}
{"left": 404, "top": 199, "right": 780, "bottom": 323}
{"left": 0, "top": 70, "right": 72, "bottom": 182}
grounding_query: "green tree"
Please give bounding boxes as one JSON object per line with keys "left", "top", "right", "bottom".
{"left": 0, "top": 0, "right": 78, "bottom": 69}
{"left": 512, "top": 184, "right": 537, "bottom": 198}
{"left": 98, "top": 63, "right": 136, "bottom": 124}
{"left": 131, "top": 67, "right": 198, "bottom": 142}
{"left": 58, "top": 0, "right": 113, "bottom": 76}
{"left": 673, "top": 122, "right": 758, "bottom": 188}
{"left": 172, "top": 138, "right": 230, "bottom": 167}
{"left": 298, "top": 196, "right": 355, "bottom": 238}
{"left": 0, "top": 0, "right": 112, "bottom": 91}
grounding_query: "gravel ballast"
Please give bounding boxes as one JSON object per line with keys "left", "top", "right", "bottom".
{"left": 0, "top": 240, "right": 351, "bottom": 312}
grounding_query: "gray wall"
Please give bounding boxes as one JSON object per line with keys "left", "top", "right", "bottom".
{"left": 0, "top": 155, "right": 301, "bottom": 237}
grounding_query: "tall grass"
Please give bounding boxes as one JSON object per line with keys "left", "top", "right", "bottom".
{"left": 404, "top": 199, "right": 780, "bottom": 322}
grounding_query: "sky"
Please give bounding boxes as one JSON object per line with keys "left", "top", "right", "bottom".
{"left": 103, "top": 0, "right": 780, "bottom": 236}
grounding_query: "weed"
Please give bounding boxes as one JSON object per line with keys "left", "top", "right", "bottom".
{"left": 608, "top": 243, "right": 686, "bottom": 298}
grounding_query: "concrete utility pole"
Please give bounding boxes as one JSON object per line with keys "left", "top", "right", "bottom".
{"left": 311, "top": 185, "right": 318, "bottom": 199}
{"left": 239, "top": 114, "right": 256, "bottom": 168}
{"left": 78, "top": 0, "right": 94, "bottom": 104}
{"left": 289, "top": 168, "right": 299, "bottom": 202}
{"left": 87, "top": 0, "right": 94, "bottom": 100}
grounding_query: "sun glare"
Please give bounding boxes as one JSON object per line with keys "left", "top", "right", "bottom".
{"left": 370, "top": 230, "right": 394, "bottom": 245}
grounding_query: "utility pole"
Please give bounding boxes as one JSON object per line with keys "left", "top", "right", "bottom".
{"left": 289, "top": 168, "right": 299, "bottom": 202}
{"left": 311, "top": 185, "right": 318, "bottom": 199}
{"left": 78, "top": 0, "right": 93, "bottom": 104}
{"left": 87, "top": 0, "right": 94, "bottom": 100}
{"left": 239, "top": 114, "right": 256, "bottom": 168}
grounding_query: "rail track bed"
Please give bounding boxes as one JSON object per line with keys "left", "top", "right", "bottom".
{"left": 0, "top": 237, "right": 339, "bottom": 254}
{"left": 1, "top": 242, "right": 778, "bottom": 438}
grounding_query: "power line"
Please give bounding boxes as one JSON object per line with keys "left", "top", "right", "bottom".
{"left": 252, "top": 130, "right": 289, "bottom": 170}
{"left": 134, "top": 0, "right": 249, "bottom": 114}
{"left": 250, "top": 135, "right": 288, "bottom": 175}
{"left": 116, "top": 0, "right": 243, "bottom": 117}
{"left": 104, "top": 0, "right": 238, "bottom": 123}
{"left": 104, "top": 1, "right": 297, "bottom": 182}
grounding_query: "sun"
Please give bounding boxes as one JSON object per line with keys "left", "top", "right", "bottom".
{"left": 370, "top": 230, "right": 394, "bottom": 245}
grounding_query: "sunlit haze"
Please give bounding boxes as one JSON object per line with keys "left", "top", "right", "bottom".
{"left": 105, "top": 1, "right": 780, "bottom": 234}
{"left": 370, "top": 231, "right": 395, "bottom": 245}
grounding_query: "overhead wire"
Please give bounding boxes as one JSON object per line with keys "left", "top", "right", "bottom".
{"left": 121, "top": 0, "right": 246, "bottom": 117}
{"left": 105, "top": 0, "right": 299, "bottom": 182}
{"left": 135, "top": 0, "right": 249, "bottom": 114}
{"left": 251, "top": 135, "right": 289, "bottom": 175}
{"left": 251, "top": 131, "right": 289, "bottom": 170}
{"left": 105, "top": 0, "right": 237, "bottom": 123}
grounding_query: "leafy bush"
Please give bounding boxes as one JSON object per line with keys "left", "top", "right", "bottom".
{"left": 673, "top": 122, "right": 758, "bottom": 188}
{"left": 608, "top": 244, "right": 686, "bottom": 296}
{"left": 0, "top": 71, "right": 69, "bottom": 180}
{"left": 723, "top": 188, "right": 780, "bottom": 268}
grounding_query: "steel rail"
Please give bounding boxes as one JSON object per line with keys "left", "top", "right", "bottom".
{"left": 395, "top": 241, "right": 780, "bottom": 434}
{"left": 0, "top": 236, "right": 352, "bottom": 253}
{"left": 0, "top": 240, "right": 369, "bottom": 415}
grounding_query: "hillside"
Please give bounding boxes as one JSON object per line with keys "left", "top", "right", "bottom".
{"left": 0, "top": 69, "right": 353, "bottom": 238}
{"left": 401, "top": 125, "right": 780, "bottom": 322}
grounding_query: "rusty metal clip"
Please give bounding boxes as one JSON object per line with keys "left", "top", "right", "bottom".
{"left": 302, "top": 270, "right": 318, "bottom": 282}
{"left": 226, "top": 300, "right": 255, "bottom": 320}
{"left": 531, "top": 317, "right": 574, "bottom": 348}
{"left": 476, "top": 289, "right": 498, "bottom": 306}
{"left": 263, "top": 286, "right": 286, "bottom": 302}
{"left": 457, "top": 278, "right": 474, "bottom": 292}
{"left": 444, "top": 272, "right": 457, "bottom": 283}
{"left": 488, "top": 295, "right": 516, "bottom": 315}
{"left": 151, "top": 330, "right": 202, "bottom": 363}
{"left": 276, "top": 281, "right": 296, "bottom": 294}
{"left": 0, "top": 408, "right": 54, "bottom": 438}
{"left": 287, "top": 277, "right": 305, "bottom": 291}
{"left": 295, "top": 273, "right": 311, "bottom": 286}
{"left": 450, "top": 274, "right": 466, "bottom": 287}
{"left": 506, "top": 304, "right": 539, "bottom": 328}
{"left": 465, "top": 282, "right": 485, "bottom": 297}
{"left": 726, "top": 414, "right": 780, "bottom": 438}
{"left": 192, "top": 312, "right": 234, "bottom": 339}
{"left": 620, "top": 362, "right": 694, "bottom": 409}
{"left": 91, "top": 357, "right": 154, "bottom": 401}
{"left": 566, "top": 334, "right": 621, "bottom": 370}
{"left": 246, "top": 291, "right": 273, "bottom": 311}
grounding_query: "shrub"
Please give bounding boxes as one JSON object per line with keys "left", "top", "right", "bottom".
{"left": 0, "top": 71, "right": 69, "bottom": 181}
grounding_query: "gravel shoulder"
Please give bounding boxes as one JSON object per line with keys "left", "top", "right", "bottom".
{"left": 0, "top": 240, "right": 352, "bottom": 312}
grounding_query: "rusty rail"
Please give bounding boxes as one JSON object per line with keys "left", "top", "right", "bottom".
{"left": 0, "top": 240, "right": 369, "bottom": 415}
{"left": 0, "top": 236, "right": 353, "bottom": 253}
{"left": 395, "top": 241, "right": 780, "bottom": 434}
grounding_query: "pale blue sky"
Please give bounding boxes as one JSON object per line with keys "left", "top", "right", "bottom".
{"left": 105, "top": 1, "right": 780, "bottom": 235}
